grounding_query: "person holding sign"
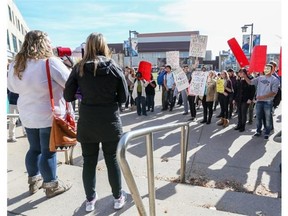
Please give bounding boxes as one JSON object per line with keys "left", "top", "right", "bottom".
{"left": 163, "top": 65, "right": 176, "bottom": 111}
{"left": 233, "top": 68, "right": 255, "bottom": 132}
{"left": 200, "top": 71, "right": 216, "bottom": 124}
{"left": 216, "top": 70, "right": 233, "bottom": 127}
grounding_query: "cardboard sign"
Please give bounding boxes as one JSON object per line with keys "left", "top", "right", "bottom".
{"left": 227, "top": 38, "right": 249, "bottom": 67}
{"left": 173, "top": 67, "right": 189, "bottom": 92}
{"left": 249, "top": 45, "right": 267, "bottom": 73}
{"left": 189, "top": 35, "right": 208, "bottom": 58}
{"left": 189, "top": 71, "right": 208, "bottom": 96}
{"left": 166, "top": 51, "right": 180, "bottom": 69}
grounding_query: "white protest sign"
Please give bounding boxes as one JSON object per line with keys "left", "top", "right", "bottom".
{"left": 189, "top": 71, "right": 208, "bottom": 96}
{"left": 166, "top": 51, "right": 179, "bottom": 69}
{"left": 189, "top": 35, "right": 208, "bottom": 58}
{"left": 173, "top": 67, "right": 189, "bottom": 92}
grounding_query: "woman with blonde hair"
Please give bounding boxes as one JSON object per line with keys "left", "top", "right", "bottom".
{"left": 7, "top": 30, "right": 73, "bottom": 198}
{"left": 216, "top": 70, "right": 233, "bottom": 127}
{"left": 64, "top": 33, "right": 129, "bottom": 212}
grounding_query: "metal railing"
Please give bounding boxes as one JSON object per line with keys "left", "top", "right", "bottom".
{"left": 116, "top": 122, "right": 190, "bottom": 216}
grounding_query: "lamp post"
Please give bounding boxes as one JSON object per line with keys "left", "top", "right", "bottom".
{"left": 129, "top": 30, "right": 139, "bottom": 67}
{"left": 241, "top": 23, "right": 254, "bottom": 58}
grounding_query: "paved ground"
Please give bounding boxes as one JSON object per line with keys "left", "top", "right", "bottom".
{"left": 7, "top": 89, "right": 282, "bottom": 215}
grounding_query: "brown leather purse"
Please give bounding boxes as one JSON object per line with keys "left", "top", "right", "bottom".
{"left": 46, "top": 59, "right": 77, "bottom": 152}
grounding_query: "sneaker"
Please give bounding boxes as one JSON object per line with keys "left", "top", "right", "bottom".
{"left": 43, "top": 179, "right": 72, "bottom": 198}
{"left": 86, "top": 193, "right": 98, "bottom": 212}
{"left": 187, "top": 117, "right": 195, "bottom": 122}
{"left": 264, "top": 135, "right": 269, "bottom": 140}
{"left": 114, "top": 190, "right": 127, "bottom": 210}
{"left": 7, "top": 138, "right": 17, "bottom": 142}
{"left": 253, "top": 132, "right": 261, "bottom": 137}
{"left": 182, "top": 112, "right": 188, "bottom": 115}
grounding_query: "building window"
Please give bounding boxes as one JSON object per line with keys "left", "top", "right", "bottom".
{"left": 8, "top": 6, "right": 12, "bottom": 21}
{"left": 18, "top": 40, "right": 23, "bottom": 50}
{"left": 21, "top": 24, "right": 24, "bottom": 35}
{"left": 12, "top": 11, "right": 15, "bottom": 25}
{"left": 12, "top": 34, "right": 18, "bottom": 53}
{"left": 7, "top": 30, "right": 11, "bottom": 50}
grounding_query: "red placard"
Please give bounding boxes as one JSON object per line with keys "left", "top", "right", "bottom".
{"left": 278, "top": 47, "right": 282, "bottom": 76}
{"left": 138, "top": 61, "right": 152, "bottom": 81}
{"left": 227, "top": 38, "right": 249, "bottom": 68}
{"left": 249, "top": 45, "right": 267, "bottom": 73}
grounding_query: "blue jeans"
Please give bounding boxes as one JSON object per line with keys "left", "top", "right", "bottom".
{"left": 25, "top": 127, "right": 57, "bottom": 182}
{"left": 255, "top": 101, "right": 273, "bottom": 135}
{"left": 135, "top": 93, "right": 146, "bottom": 115}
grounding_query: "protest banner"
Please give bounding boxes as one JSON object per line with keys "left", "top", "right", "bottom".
{"left": 189, "top": 71, "right": 208, "bottom": 96}
{"left": 166, "top": 51, "right": 179, "bottom": 69}
{"left": 189, "top": 35, "right": 208, "bottom": 58}
{"left": 173, "top": 67, "right": 189, "bottom": 92}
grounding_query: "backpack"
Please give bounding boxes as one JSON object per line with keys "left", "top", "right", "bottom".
{"left": 157, "top": 71, "right": 166, "bottom": 85}
{"left": 273, "top": 87, "right": 281, "bottom": 108}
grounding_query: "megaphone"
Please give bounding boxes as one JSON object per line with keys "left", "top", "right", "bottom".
{"left": 55, "top": 47, "right": 72, "bottom": 57}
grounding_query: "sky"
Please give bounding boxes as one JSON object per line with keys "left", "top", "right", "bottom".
{"left": 13, "top": 0, "right": 282, "bottom": 59}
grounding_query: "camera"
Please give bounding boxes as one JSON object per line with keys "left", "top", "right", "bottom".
{"left": 135, "top": 72, "right": 142, "bottom": 78}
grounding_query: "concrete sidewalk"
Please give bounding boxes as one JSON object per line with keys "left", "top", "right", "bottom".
{"left": 7, "top": 90, "right": 282, "bottom": 215}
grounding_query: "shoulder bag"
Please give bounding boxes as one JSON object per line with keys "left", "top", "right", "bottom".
{"left": 46, "top": 59, "right": 77, "bottom": 152}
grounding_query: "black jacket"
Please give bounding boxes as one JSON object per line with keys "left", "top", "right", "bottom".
{"left": 64, "top": 57, "right": 128, "bottom": 143}
{"left": 234, "top": 77, "right": 256, "bottom": 103}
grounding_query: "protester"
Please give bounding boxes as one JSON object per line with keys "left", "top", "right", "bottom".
{"left": 145, "top": 74, "right": 157, "bottom": 112}
{"left": 200, "top": 71, "right": 216, "bottom": 124}
{"left": 124, "top": 66, "right": 135, "bottom": 110}
{"left": 242, "top": 64, "right": 280, "bottom": 140}
{"left": 7, "top": 90, "right": 26, "bottom": 142}
{"left": 227, "top": 68, "right": 237, "bottom": 119}
{"left": 131, "top": 71, "right": 149, "bottom": 116}
{"left": 7, "top": 30, "right": 72, "bottom": 197}
{"left": 64, "top": 32, "right": 129, "bottom": 212}
{"left": 163, "top": 65, "right": 176, "bottom": 111}
{"left": 180, "top": 65, "right": 191, "bottom": 115}
{"left": 233, "top": 68, "right": 256, "bottom": 132}
{"left": 216, "top": 70, "right": 233, "bottom": 127}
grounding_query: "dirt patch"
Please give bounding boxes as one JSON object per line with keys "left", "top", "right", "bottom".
{"left": 169, "top": 176, "right": 278, "bottom": 198}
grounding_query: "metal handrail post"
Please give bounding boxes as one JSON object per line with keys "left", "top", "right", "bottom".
{"left": 180, "top": 125, "right": 190, "bottom": 183}
{"left": 117, "top": 122, "right": 189, "bottom": 215}
{"left": 117, "top": 133, "right": 147, "bottom": 216}
{"left": 146, "top": 133, "right": 156, "bottom": 216}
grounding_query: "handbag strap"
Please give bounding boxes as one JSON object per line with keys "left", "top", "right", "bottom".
{"left": 46, "top": 59, "right": 55, "bottom": 112}
{"left": 45, "top": 59, "right": 68, "bottom": 113}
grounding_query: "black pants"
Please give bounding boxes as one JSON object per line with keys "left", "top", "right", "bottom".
{"left": 236, "top": 102, "right": 249, "bottom": 130}
{"left": 187, "top": 95, "right": 196, "bottom": 118}
{"left": 202, "top": 96, "right": 213, "bottom": 121}
{"left": 81, "top": 141, "right": 122, "bottom": 201}
{"left": 218, "top": 93, "right": 229, "bottom": 119}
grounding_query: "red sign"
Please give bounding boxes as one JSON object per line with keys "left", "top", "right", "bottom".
{"left": 138, "top": 61, "right": 152, "bottom": 81}
{"left": 227, "top": 38, "right": 249, "bottom": 68}
{"left": 278, "top": 47, "right": 282, "bottom": 76}
{"left": 249, "top": 45, "right": 267, "bottom": 73}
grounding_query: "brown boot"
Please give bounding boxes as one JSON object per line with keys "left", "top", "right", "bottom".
{"left": 42, "top": 179, "right": 72, "bottom": 198}
{"left": 28, "top": 175, "right": 43, "bottom": 195}
{"left": 217, "top": 117, "right": 224, "bottom": 126}
{"left": 223, "top": 119, "right": 229, "bottom": 127}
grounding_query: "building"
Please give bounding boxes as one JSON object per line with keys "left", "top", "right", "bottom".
{"left": 109, "top": 31, "right": 215, "bottom": 70}
{"left": 7, "top": 0, "right": 29, "bottom": 62}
